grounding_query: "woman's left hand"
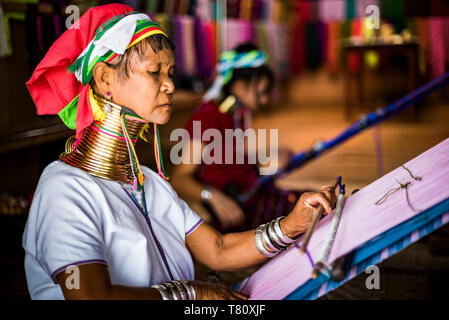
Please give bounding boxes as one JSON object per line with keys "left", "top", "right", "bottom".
{"left": 280, "top": 186, "right": 337, "bottom": 238}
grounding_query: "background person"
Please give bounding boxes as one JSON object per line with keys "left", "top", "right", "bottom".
{"left": 171, "top": 43, "right": 304, "bottom": 232}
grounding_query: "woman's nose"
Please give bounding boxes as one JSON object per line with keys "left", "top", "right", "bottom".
{"left": 161, "top": 75, "right": 175, "bottom": 93}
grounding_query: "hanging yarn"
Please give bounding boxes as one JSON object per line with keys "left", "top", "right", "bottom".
{"left": 291, "top": 19, "right": 305, "bottom": 74}
{"left": 318, "top": 0, "right": 345, "bottom": 22}
{"left": 326, "top": 21, "right": 341, "bottom": 75}
{"left": 265, "top": 21, "right": 289, "bottom": 78}
{"left": 120, "top": 113, "right": 145, "bottom": 191}
{"left": 317, "top": 21, "right": 328, "bottom": 66}
{"left": 429, "top": 17, "right": 447, "bottom": 78}
{"left": 305, "top": 22, "right": 320, "bottom": 70}
{"left": 121, "top": 113, "right": 170, "bottom": 188}
{"left": 430, "top": 0, "right": 449, "bottom": 16}
{"left": 346, "top": 0, "right": 356, "bottom": 20}
{"left": 172, "top": 16, "right": 185, "bottom": 74}
{"left": 194, "top": 18, "right": 207, "bottom": 79}
{"left": 182, "top": 15, "right": 197, "bottom": 76}
{"left": 153, "top": 123, "right": 170, "bottom": 180}
{"left": 298, "top": 0, "right": 314, "bottom": 23}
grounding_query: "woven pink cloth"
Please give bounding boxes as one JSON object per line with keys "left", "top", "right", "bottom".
{"left": 238, "top": 137, "right": 449, "bottom": 299}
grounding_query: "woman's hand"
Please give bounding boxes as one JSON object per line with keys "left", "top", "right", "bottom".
{"left": 209, "top": 190, "right": 245, "bottom": 227}
{"left": 191, "top": 280, "right": 248, "bottom": 300}
{"left": 280, "top": 186, "right": 337, "bottom": 238}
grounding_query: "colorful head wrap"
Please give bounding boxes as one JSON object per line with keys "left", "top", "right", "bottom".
{"left": 203, "top": 49, "right": 268, "bottom": 102}
{"left": 26, "top": 4, "right": 168, "bottom": 138}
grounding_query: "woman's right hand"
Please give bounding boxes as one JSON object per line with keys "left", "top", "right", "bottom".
{"left": 191, "top": 280, "right": 248, "bottom": 300}
{"left": 209, "top": 190, "right": 245, "bottom": 227}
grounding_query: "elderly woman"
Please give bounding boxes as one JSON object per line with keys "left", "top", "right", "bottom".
{"left": 22, "top": 4, "right": 336, "bottom": 300}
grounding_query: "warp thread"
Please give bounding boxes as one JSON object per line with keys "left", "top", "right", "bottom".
{"left": 294, "top": 242, "right": 316, "bottom": 269}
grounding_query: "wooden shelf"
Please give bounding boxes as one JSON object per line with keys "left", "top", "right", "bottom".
{"left": 0, "top": 90, "right": 203, "bottom": 155}
{"left": 0, "top": 1, "right": 70, "bottom": 15}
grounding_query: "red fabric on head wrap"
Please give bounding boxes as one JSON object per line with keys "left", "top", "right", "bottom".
{"left": 26, "top": 4, "right": 133, "bottom": 137}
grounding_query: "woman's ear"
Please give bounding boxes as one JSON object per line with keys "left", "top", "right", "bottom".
{"left": 92, "top": 62, "right": 115, "bottom": 97}
{"left": 230, "top": 79, "right": 249, "bottom": 100}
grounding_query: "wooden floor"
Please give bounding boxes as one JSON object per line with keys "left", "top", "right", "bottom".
{"left": 194, "top": 99, "right": 449, "bottom": 299}
{"left": 254, "top": 102, "right": 449, "bottom": 192}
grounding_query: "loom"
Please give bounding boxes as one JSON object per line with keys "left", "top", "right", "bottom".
{"left": 233, "top": 137, "right": 449, "bottom": 299}
{"left": 238, "top": 71, "right": 449, "bottom": 203}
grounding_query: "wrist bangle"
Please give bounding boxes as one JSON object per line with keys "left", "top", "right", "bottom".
{"left": 267, "top": 220, "right": 287, "bottom": 249}
{"left": 153, "top": 280, "right": 196, "bottom": 300}
{"left": 151, "top": 284, "right": 171, "bottom": 300}
{"left": 179, "top": 280, "right": 196, "bottom": 300}
{"left": 172, "top": 280, "right": 188, "bottom": 300}
{"left": 273, "top": 216, "right": 296, "bottom": 244}
{"left": 201, "top": 186, "right": 213, "bottom": 202}
{"left": 254, "top": 225, "right": 278, "bottom": 257}
{"left": 164, "top": 282, "right": 181, "bottom": 300}
{"left": 262, "top": 223, "right": 281, "bottom": 252}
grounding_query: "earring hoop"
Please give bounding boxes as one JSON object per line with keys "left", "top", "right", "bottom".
{"left": 105, "top": 91, "right": 112, "bottom": 100}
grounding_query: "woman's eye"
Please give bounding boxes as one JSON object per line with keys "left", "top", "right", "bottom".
{"left": 149, "top": 70, "right": 160, "bottom": 76}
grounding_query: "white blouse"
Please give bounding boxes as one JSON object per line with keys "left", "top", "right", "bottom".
{"left": 22, "top": 160, "right": 203, "bottom": 300}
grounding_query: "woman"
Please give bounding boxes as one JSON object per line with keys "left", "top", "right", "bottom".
{"left": 22, "top": 4, "right": 336, "bottom": 300}
{"left": 170, "top": 43, "right": 303, "bottom": 232}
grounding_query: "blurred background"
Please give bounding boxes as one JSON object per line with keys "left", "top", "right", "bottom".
{"left": 1, "top": 0, "right": 449, "bottom": 299}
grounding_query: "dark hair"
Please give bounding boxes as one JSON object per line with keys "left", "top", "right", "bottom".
{"left": 90, "top": 34, "right": 175, "bottom": 87}
{"left": 222, "top": 42, "right": 274, "bottom": 97}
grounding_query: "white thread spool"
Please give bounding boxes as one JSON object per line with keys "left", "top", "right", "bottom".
{"left": 312, "top": 193, "right": 346, "bottom": 278}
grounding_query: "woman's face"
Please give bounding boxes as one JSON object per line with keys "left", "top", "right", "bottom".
{"left": 233, "top": 76, "right": 271, "bottom": 111}
{"left": 108, "top": 46, "right": 176, "bottom": 125}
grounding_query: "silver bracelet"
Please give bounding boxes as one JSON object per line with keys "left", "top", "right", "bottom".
{"left": 164, "top": 282, "right": 181, "bottom": 300}
{"left": 179, "top": 280, "right": 196, "bottom": 300}
{"left": 254, "top": 225, "right": 278, "bottom": 257}
{"left": 201, "top": 186, "right": 213, "bottom": 202}
{"left": 261, "top": 223, "right": 281, "bottom": 252}
{"left": 151, "top": 284, "right": 171, "bottom": 300}
{"left": 153, "top": 280, "right": 196, "bottom": 300}
{"left": 273, "top": 216, "right": 296, "bottom": 245}
{"left": 171, "top": 280, "right": 188, "bottom": 300}
{"left": 267, "top": 219, "right": 287, "bottom": 249}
